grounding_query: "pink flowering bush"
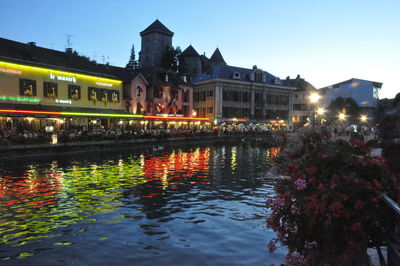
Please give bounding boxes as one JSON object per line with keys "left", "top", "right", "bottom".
{"left": 266, "top": 127, "right": 397, "bottom": 265}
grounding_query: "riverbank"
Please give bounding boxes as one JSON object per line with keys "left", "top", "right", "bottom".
{"left": 0, "top": 134, "right": 277, "bottom": 160}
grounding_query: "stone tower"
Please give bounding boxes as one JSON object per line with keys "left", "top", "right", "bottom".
{"left": 180, "top": 45, "right": 202, "bottom": 80}
{"left": 139, "top": 19, "right": 174, "bottom": 68}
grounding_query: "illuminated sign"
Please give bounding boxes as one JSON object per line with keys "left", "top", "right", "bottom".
{"left": 0, "top": 67, "right": 22, "bottom": 75}
{"left": 50, "top": 73, "right": 76, "bottom": 83}
{"left": 0, "top": 96, "right": 41, "bottom": 103}
{"left": 0, "top": 61, "right": 122, "bottom": 86}
{"left": 155, "top": 113, "right": 184, "bottom": 117}
{"left": 227, "top": 118, "right": 247, "bottom": 122}
{"left": 0, "top": 109, "right": 143, "bottom": 118}
{"left": 55, "top": 99, "right": 72, "bottom": 104}
{"left": 144, "top": 115, "right": 209, "bottom": 121}
{"left": 96, "top": 82, "right": 113, "bottom": 87}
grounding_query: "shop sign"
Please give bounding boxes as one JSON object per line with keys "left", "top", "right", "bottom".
{"left": 0, "top": 67, "right": 22, "bottom": 75}
{"left": 50, "top": 73, "right": 76, "bottom": 83}
{"left": 95, "top": 82, "right": 113, "bottom": 87}
{"left": 0, "top": 95, "right": 41, "bottom": 103}
{"left": 155, "top": 113, "right": 183, "bottom": 117}
{"left": 55, "top": 99, "right": 72, "bottom": 104}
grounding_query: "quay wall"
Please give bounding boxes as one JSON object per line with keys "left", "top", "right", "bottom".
{"left": 0, "top": 135, "right": 272, "bottom": 160}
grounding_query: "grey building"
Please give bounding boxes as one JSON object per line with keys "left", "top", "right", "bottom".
{"left": 139, "top": 20, "right": 174, "bottom": 68}
{"left": 192, "top": 64, "right": 296, "bottom": 129}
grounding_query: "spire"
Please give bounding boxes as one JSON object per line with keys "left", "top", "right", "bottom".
{"left": 181, "top": 45, "right": 200, "bottom": 57}
{"left": 140, "top": 19, "right": 174, "bottom": 37}
{"left": 210, "top": 48, "right": 226, "bottom": 65}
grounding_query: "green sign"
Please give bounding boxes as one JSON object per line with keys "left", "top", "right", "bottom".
{"left": 0, "top": 96, "right": 41, "bottom": 103}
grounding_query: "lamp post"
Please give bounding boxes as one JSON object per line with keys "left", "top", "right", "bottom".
{"left": 309, "top": 92, "right": 321, "bottom": 126}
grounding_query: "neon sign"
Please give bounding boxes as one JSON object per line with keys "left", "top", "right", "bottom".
{"left": 96, "top": 82, "right": 113, "bottom": 87}
{"left": 155, "top": 114, "right": 184, "bottom": 117}
{"left": 55, "top": 99, "right": 72, "bottom": 104}
{"left": 144, "top": 115, "right": 209, "bottom": 121}
{"left": 0, "top": 61, "right": 122, "bottom": 86}
{"left": 50, "top": 73, "right": 76, "bottom": 83}
{"left": 0, "top": 67, "right": 22, "bottom": 75}
{"left": 0, "top": 96, "right": 41, "bottom": 103}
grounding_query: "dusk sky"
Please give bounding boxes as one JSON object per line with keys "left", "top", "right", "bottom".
{"left": 1, "top": 0, "right": 399, "bottom": 98}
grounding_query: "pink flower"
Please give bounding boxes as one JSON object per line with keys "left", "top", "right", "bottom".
{"left": 285, "top": 252, "right": 308, "bottom": 265}
{"left": 304, "top": 240, "right": 318, "bottom": 249}
{"left": 268, "top": 240, "right": 277, "bottom": 253}
{"left": 294, "top": 179, "right": 307, "bottom": 190}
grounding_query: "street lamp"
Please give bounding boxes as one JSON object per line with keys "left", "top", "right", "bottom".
{"left": 308, "top": 92, "right": 321, "bottom": 125}
{"left": 316, "top": 108, "right": 326, "bottom": 116}
{"left": 360, "top": 115, "right": 368, "bottom": 123}
{"left": 338, "top": 113, "right": 346, "bottom": 121}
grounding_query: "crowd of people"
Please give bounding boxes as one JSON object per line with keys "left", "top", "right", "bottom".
{"left": 0, "top": 124, "right": 274, "bottom": 147}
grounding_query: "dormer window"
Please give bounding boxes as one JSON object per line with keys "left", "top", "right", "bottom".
{"left": 255, "top": 72, "right": 263, "bottom": 82}
{"left": 233, "top": 71, "right": 241, "bottom": 79}
{"left": 274, "top": 78, "right": 281, "bottom": 85}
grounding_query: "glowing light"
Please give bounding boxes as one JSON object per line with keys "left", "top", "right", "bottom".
{"left": 0, "top": 67, "right": 22, "bottom": 75}
{"left": 0, "top": 95, "right": 41, "bottom": 103}
{"left": 227, "top": 118, "right": 247, "bottom": 122}
{"left": 360, "top": 115, "right": 368, "bottom": 122}
{"left": 338, "top": 113, "right": 346, "bottom": 121}
{"left": 96, "top": 82, "right": 113, "bottom": 87}
{"left": 61, "top": 112, "right": 143, "bottom": 118}
{"left": 0, "top": 108, "right": 143, "bottom": 118}
{"left": 144, "top": 115, "right": 209, "bottom": 121}
{"left": 55, "top": 99, "right": 72, "bottom": 104}
{"left": 309, "top": 92, "right": 321, "bottom": 104}
{"left": 192, "top": 110, "right": 197, "bottom": 117}
{"left": 316, "top": 108, "right": 326, "bottom": 115}
{"left": 50, "top": 73, "right": 76, "bottom": 83}
{"left": 0, "top": 61, "right": 122, "bottom": 86}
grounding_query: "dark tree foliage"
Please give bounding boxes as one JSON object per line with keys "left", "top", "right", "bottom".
{"left": 161, "top": 46, "right": 180, "bottom": 72}
{"left": 126, "top": 44, "right": 138, "bottom": 69}
{"left": 327, "top": 97, "right": 360, "bottom": 122}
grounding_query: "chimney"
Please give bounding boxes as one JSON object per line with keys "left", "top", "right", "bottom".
{"left": 252, "top": 65, "right": 257, "bottom": 70}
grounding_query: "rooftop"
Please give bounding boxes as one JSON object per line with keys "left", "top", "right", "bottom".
{"left": 140, "top": 19, "right": 174, "bottom": 37}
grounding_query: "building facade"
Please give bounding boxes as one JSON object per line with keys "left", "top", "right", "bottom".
{"left": 193, "top": 64, "right": 295, "bottom": 130}
{"left": 320, "top": 78, "right": 382, "bottom": 118}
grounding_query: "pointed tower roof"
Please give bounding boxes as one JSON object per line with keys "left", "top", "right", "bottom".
{"left": 181, "top": 45, "right": 200, "bottom": 57}
{"left": 210, "top": 48, "right": 226, "bottom": 65}
{"left": 140, "top": 19, "right": 174, "bottom": 37}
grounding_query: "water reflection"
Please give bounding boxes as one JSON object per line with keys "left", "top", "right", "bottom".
{"left": 0, "top": 146, "right": 283, "bottom": 264}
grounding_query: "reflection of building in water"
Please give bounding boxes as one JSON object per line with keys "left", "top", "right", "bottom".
{"left": 142, "top": 147, "right": 211, "bottom": 191}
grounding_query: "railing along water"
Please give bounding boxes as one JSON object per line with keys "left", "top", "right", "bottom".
{"left": 382, "top": 193, "right": 400, "bottom": 266}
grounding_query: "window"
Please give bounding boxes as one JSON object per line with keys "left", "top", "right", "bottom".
{"left": 100, "top": 89, "right": 109, "bottom": 103}
{"left": 233, "top": 72, "right": 241, "bottom": 79}
{"left": 136, "top": 102, "right": 143, "bottom": 114}
{"left": 207, "top": 90, "right": 213, "bottom": 97}
{"left": 255, "top": 71, "right": 263, "bottom": 82}
{"left": 223, "top": 89, "right": 230, "bottom": 101}
{"left": 255, "top": 93, "right": 263, "bottom": 104}
{"left": 183, "top": 89, "right": 189, "bottom": 102}
{"left": 19, "top": 79, "right": 36, "bottom": 96}
{"left": 232, "top": 91, "right": 239, "bottom": 102}
{"left": 43, "top": 82, "right": 58, "bottom": 98}
{"left": 137, "top": 86, "right": 143, "bottom": 97}
{"left": 88, "top": 87, "right": 99, "bottom": 101}
{"left": 241, "top": 91, "right": 250, "bottom": 102}
{"left": 111, "top": 90, "right": 119, "bottom": 103}
{"left": 68, "top": 85, "right": 81, "bottom": 100}
{"left": 207, "top": 106, "right": 213, "bottom": 114}
{"left": 154, "top": 87, "right": 163, "bottom": 98}
{"left": 183, "top": 105, "right": 189, "bottom": 116}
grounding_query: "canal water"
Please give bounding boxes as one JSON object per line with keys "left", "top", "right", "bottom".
{"left": 0, "top": 145, "right": 285, "bottom": 265}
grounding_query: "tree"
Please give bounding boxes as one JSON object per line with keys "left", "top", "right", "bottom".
{"left": 161, "top": 46, "right": 179, "bottom": 72}
{"left": 327, "top": 97, "right": 360, "bottom": 123}
{"left": 126, "top": 44, "right": 138, "bottom": 69}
